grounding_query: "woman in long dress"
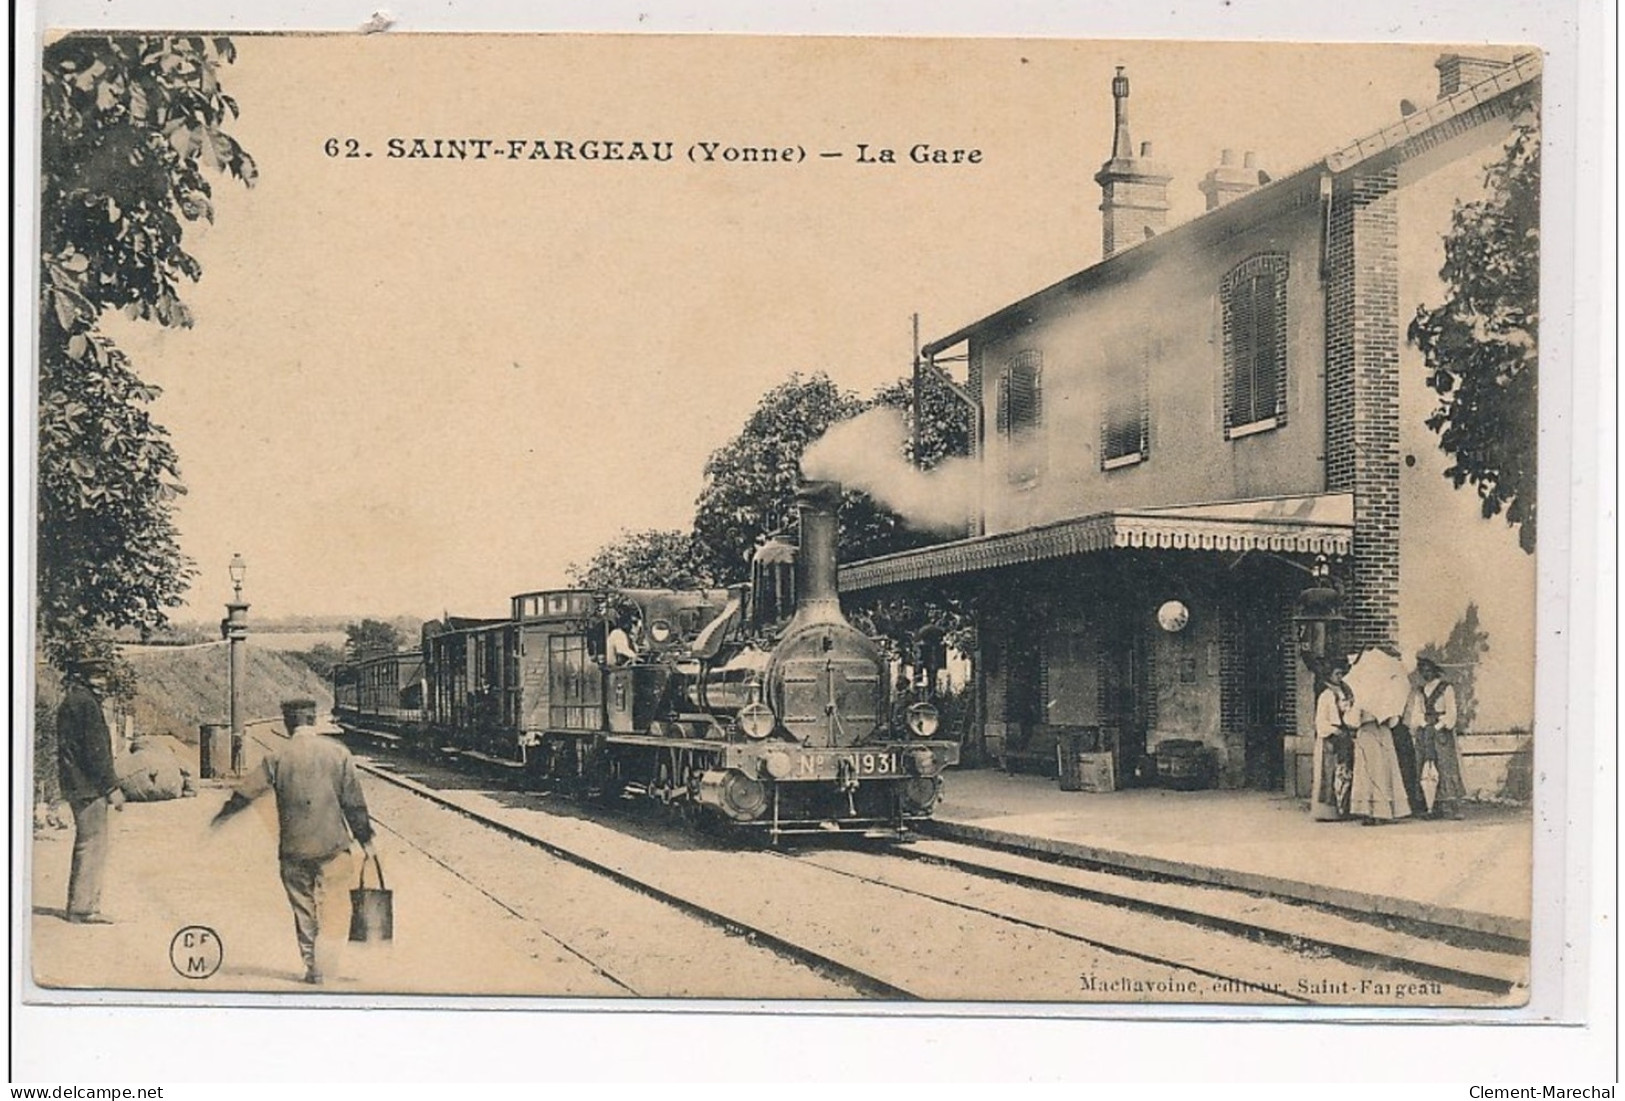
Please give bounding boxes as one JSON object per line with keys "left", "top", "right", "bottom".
{"left": 1345, "top": 648, "right": 1414, "bottom": 824}
{"left": 1310, "top": 659, "right": 1354, "bottom": 821}
{"left": 1349, "top": 717, "right": 1413, "bottom": 824}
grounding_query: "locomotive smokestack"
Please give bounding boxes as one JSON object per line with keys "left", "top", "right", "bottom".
{"left": 794, "top": 480, "right": 843, "bottom": 617}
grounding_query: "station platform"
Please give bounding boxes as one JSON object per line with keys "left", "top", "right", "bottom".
{"left": 26, "top": 778, "right": 626, "bottom": 998}
{"left": 928, "top": 767, "right": 1533, "bottom": 942}
{"left": 25, "top": 754, "right": 1533, "bottom": 1000}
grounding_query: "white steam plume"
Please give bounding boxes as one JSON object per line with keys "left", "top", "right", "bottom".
{"left": 802, "top": 407, "right": 978, "bottom": 535}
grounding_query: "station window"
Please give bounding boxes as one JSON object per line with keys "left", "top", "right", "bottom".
{"left": 1101, "top": 341, "right": 1151, "bottom": 470}
{"left": 1220, "top": 253, "right": 1289, "bottom": 438}
{"left": 996, "top": 349, "right": 1044, "bottom": 486}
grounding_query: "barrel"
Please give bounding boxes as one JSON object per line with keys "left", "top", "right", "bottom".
{"left": 198, "top": 723, "right": 231, "bottom": 779}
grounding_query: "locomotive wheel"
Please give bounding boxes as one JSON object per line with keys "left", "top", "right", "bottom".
{"left": 653, "top": 759, "right": 676, "bottom": 806}
{"left": 589, "top": 737, "right": 625, "bottom": 803}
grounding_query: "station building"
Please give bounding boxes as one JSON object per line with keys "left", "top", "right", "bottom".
{"left": 841, "top": 54, "right": 1540, "bottom": 792}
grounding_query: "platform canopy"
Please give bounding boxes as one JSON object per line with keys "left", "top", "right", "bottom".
{"left": 839, "top": 493, "right": 1354, "bottom": 592}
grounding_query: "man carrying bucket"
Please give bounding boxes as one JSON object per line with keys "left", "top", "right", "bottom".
{"left": 210, "top": 698, "right": 375, "bottom": 984}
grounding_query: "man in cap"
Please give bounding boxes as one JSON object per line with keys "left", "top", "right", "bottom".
{"left": 56, "top": 652, "right": 125, "bottom": 923}
{"left": 211, "top": 698, "right": 375, "bottom": 984}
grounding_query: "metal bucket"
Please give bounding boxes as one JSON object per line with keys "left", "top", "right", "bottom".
{"left": 348, "top": 855, "right": 393, "bottom": 943}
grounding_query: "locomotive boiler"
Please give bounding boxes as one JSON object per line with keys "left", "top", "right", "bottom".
{"left": 334, "top": 480, "right": 959, "bottom": 840}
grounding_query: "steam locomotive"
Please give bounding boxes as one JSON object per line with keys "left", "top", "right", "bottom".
{"left": 332, "top": 481, "right": 959, "bottom": 840}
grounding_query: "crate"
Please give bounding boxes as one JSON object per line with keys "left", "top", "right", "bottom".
{"left": 1058, "top": 737, "right": 1117, "bottom": 793}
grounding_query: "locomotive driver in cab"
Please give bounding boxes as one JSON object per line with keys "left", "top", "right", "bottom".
{"left": 606, "top": 608, "right": 641, "bottom": 667}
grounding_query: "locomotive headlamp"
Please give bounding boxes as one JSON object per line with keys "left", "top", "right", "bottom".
{"left": 905, "top": 702, "right": 940, "bottom": 738}
{"left": 649, "top": 619, "right": 673, "bottom": 643}
{"left": 738, "top": 702, "right": 776, "bottom": 740}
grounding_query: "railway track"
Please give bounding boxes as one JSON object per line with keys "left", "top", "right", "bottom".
{"left": 362, "top": 762, "right": 905, "bottom": 999}
{"left": 353, "top": 747, "right": 1525, "bottom": 1006}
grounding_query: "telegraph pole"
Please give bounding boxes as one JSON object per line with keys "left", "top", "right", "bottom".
{"left": 911, "top": 312, "right": 922, "bottom": 467}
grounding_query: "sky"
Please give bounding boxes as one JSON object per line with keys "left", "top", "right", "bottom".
{"left": 83, "top": 36, "right": 1481, "bottom": 620}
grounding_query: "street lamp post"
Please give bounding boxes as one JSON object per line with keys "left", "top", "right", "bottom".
{"left": 1291, "top": 554, "right": 1345, "bottom": 682}
{"left": 224, "top": 554, "right": 249, "bottom": 774}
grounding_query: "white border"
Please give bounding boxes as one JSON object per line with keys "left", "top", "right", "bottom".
{"left": 10, "top": 0, "right": 1614, "bottom": 1085}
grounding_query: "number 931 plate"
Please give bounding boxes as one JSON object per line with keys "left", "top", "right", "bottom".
{"left": 795, "top": 750, "right": 902, "bottom": 779}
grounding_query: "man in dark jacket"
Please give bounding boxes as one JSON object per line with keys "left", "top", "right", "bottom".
{"left": 56, "top": 654, "right": 126, "bottom": 924}
{"left": 211, "top": 699, "right": 375, "bottom": 984}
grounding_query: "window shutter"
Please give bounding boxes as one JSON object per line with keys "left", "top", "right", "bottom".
{"left": 995, "top": 350, "right": 1044, "bottom": 483}
{"left": 1221, "top": 254, "right": 1289, "bottom": 435}
{"left": 1030, "top": 356, "right": 1043, "bottom": 431}
{"left": 1101, "top": 339, "right": 1151, "bottom": 466}
{"left": 1233, "top": 275, "right": 1259, "bottom": 424}
{"left": 1271, "top": 272, "right": 1289, "bottom": 424}
{"left": 968, "top": 345, "right": 984, "bottom": 459}
{"left": 1008, "top": 352, "right": 1039, "bottom": 434}
{"left": 1138, "top": 342, "right": 1152, "bottom": 457}
{"left": 1252, "top": 273, "right": 1277, "bottom": 424}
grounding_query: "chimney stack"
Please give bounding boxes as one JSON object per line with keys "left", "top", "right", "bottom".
{"left": 1198, "top": 149, "right": 1265, "bottom": 211}
{"left": 790, "top": 480, "right": 843, "bottom": 623}
{"left": 1093, "top": 67, "right": 1172, "bottom": 259}
{"left": 1434, "top": 52, "right": 1515, "bottom": 99}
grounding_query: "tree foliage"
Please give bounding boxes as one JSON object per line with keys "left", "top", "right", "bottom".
{"left": 37, "top": 35, "right": 256, "bottom": 669}
{"left": 345, "top": 619, "right": 405, "bottom": 662}
{"left": 692, "top": 373, "right": 870, "bottom": 582}
{"left": 566, "top": 529, "right": 717, "bottom": 591}
{"left": 1407, "top": 93, "right": 1539, "bottom": 554}
{"left": 871, "top": 366, "right": 976, "bottom": 473}
{"left": 691, "top": 371, "right": 974, "bottom": 584}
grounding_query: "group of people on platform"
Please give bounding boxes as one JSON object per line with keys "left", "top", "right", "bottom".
{"left": 1311, "top": 653, "right": 1467, "bottom": 825}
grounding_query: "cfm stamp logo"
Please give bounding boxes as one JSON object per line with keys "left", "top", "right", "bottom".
{"left": 168, "top": 926, "right": 223, "bottom": 980}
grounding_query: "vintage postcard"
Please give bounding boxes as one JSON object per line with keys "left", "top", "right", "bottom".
{"left": 25, "top": 30, "right": 1553, "bottom": 1021}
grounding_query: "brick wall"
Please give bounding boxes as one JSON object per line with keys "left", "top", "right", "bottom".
{"left": 1100, "top": 179, "right": 1171, "bottom": 258}
{"left": 1325, "top": 166, "right": 1401, "bottom": 650}
{"left": 1217, "top": 599, "right": 1246, "bottom": 785}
